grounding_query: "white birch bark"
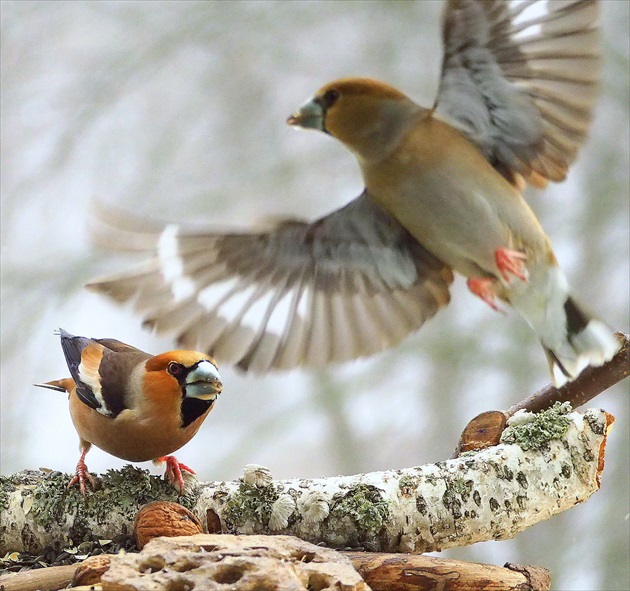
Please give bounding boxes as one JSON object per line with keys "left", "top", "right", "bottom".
{"left": 0, "top": 406, "right": 613, "bottom": 555}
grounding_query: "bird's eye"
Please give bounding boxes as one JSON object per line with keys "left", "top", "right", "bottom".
{"left": 167, "top": 361, "right": 185, "bottom": 377}
{"left": 322, "top": 89, "right": 340, "bottom": 108}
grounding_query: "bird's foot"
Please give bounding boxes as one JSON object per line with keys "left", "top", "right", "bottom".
{"left": 68, "top": 452, "right": 98, "bottom": 496}
{"left": 495, "top": 248, "right": 528, "bottom": 282}
{"left": 156, "top": 456, "right": 196, "bottom": 494}
{"left": 467, "top": 277, "right": 503, "bottom": 312}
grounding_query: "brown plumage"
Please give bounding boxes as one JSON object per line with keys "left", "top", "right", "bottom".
{"left": 37, "top": 329, "right": 222, "bottom": 494}
{"left": 87, "top": 0, "right": 618, "bottom": 384}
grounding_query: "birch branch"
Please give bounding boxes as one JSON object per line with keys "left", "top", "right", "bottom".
{"left": 0, "top": 407, "right": 613, "bottom": 556}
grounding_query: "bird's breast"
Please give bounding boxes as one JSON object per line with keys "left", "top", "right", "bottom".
{"left": 360, "top": 118, "right": 549, "bottom": 278}
{"left": 69, "top": 391, "right": 210, "bottom": 462}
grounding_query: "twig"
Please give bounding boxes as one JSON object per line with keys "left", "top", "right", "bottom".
{"left": 452, "top": 333, "right": 628, "bottom": 457}
{"left": 507, "top": 333, "right": 629, "bottom": 416}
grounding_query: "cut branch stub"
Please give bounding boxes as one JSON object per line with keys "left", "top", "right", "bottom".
{"left": 451, "top": 410, "right": 508, "bottom": 457}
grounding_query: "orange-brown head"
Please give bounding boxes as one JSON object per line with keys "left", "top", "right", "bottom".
{"left": 288, "top": 77, "right": 423, "bottom": 161}
{"left": 144, "top": 350, "right": 222, "bottom": 426}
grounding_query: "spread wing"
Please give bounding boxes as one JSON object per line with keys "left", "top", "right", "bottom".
{"left": 435, "top": 0, "right": 600, "bottom": 186}
{"left": 87, "top": 193, "right": 453, "bottom": 373}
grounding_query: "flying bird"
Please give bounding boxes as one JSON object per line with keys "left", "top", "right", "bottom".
{"left": 36, "top": 329, "right": 222, "bottom": 494}
{"left": 88, "top": 0, "right": 619, "bottom": 384}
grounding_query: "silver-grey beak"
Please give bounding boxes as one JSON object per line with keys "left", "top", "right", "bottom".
{"left": 185, "top": 360, "right": 222, "bottom": 401}
{"left": 287, "top": 98, "right": 324, "bottom": 131}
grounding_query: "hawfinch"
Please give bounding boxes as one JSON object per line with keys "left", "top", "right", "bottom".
{"left": 88, "top": 0, "right": 620, "bottom": 385}
{"left": 36, "top": 329, "right": 222, "bottom": 494}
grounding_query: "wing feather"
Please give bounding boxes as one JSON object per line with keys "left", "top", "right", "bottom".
{"left": 435, "top": 0, "right": 600, "bottom": 186}
{"left": 88, "top": 194, "right": 453, "bottom": 373}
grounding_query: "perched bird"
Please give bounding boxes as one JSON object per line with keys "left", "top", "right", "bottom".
{"left": 87, "top": 0, "right": 620, "bottom": 384}
{"left": 36, "top": 329, "right": 222, "bottom": 494}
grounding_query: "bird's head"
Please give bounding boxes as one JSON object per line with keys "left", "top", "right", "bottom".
{"left": 144, "top": 351, "right": 222, "bottom": 428}
{"left": 288, "top": 77, "right": 421, "bottom": 161}
{"left": 146, "top": 351, "right": 223, "bottom": 401}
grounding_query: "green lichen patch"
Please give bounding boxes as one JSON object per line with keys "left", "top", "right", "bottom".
{"left": 441, "top": 479, "right": 466, "bottom": 518}
{"left": 584, "top": 410, "right": 605, "bottom": 435}
{"left": 398, "top": 475, "right": 419, "bottom": 498}
{"left": 441, "top": 477, "right": 474, "bottom": 519}
{"left": 330, "top": 484, "right": 389, "bottom": 533}
{"left": 222, "top": 482, "right": 279, "bottom": 531}
{"left": 0, "top": 478, "right": 15, "bottom": 513}
{"left": 0, "top": 470, "right": 42, "bottom": 513}
{"left": 451, "top": 478, "right": 474, "bottom": 502}
{"left": 501, "top": 402, "right": 572, "bottom": 451}
{"left": 31, "top": 470, "right": 78, "bottom": 529}
{"left": 31, "top": 465, "right": 198, "bottom": 539}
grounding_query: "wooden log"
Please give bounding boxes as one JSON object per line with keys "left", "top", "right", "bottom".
{"left": 347, "top": 551, "right": 551, "bottom": 591}
{"left": 0, "top": 564, "right": 79, "bottom": 591}
{"left": 0, "top": 538, "right": 552, "bottom": 591}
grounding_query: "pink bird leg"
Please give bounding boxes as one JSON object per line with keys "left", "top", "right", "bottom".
{"left": 156, "top": 455, "right": 195, "bottom": 494}
{"left": 495, "top": 248, "right": 528, "bottom": 282}
{"left": 68, "top": 447, "right": 98, "bottom": 496}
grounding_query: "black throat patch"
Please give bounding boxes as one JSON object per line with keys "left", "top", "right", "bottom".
{"left": 181, "top": 397, "right": 214, "bottom": 428}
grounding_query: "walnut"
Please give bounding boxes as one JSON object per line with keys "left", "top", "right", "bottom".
{"left": 133, "top": 501, "right": 203, "bottom": 550}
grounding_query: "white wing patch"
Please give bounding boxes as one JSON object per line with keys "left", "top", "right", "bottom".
{"left": 158, "top": 224, "right": 196, "bottom": 301}
{"left": 78, "top": 360, "right": 109, "bottom": 416}
{"left": 88, "top": 194, "right": 454, "bottom": 372}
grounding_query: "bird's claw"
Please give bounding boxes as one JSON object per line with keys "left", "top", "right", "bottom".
{"left": 157, "top": 456, "right": 196, "bottom": 494}
{"left": 467, "top": 277, "right": 505, "bottom": 313}
{"left": 68, "top": 456, "right": 98, "bottom": 496}
{"left": 496, "top": 248, "right": 528, "bottom": 282}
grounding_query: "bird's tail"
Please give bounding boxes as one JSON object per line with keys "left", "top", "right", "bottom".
{"left": 34, "top": 378, "right": 74, "bottom": 393}
{"left": 510, "top": 266, "right": 620, "bottom": 387}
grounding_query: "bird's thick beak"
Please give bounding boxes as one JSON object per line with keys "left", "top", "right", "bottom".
{"left": 185, "top": 361, "right": 222, "bottom": 401}
{"left": 287, "top": 98, "right": 324, "bottom": 131}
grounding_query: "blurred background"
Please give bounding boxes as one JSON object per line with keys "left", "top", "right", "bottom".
{"left": 1, "top": 1, "right": 628, "bottom": 589}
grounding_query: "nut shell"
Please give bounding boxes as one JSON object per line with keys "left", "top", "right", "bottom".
{"left": 133, "top": 501, "right": 202, "bottom": 550}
